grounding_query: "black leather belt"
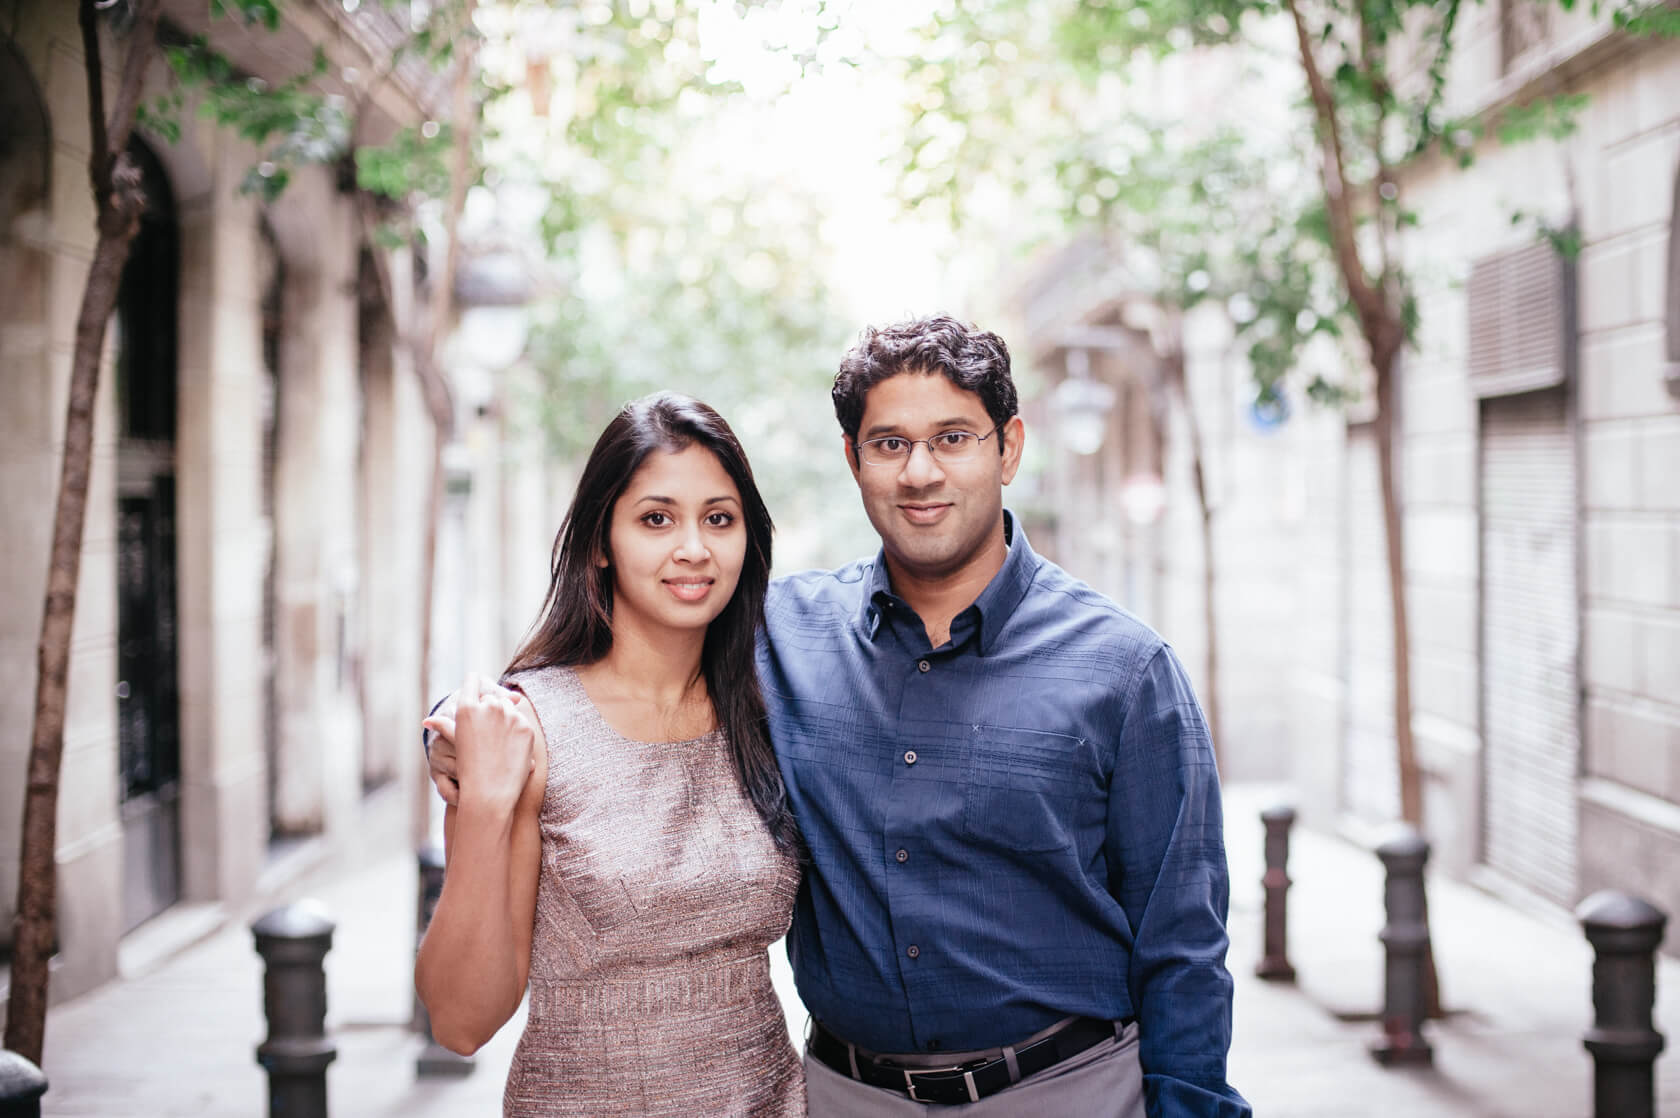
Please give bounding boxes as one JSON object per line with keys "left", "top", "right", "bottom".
{"left": 807, "top": 1015, "right": 1129, "bottom": 1105}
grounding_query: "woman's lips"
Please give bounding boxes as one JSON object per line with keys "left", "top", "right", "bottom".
{"left": 663, "top": 578, "right": 714, "bottom": 602}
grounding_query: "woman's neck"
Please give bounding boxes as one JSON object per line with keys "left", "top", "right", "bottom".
{"left": 590, "top": 615, "right": 709, "bottom": 706}
{"left": 574, "top": 618, "right": 714, "bottom": 743}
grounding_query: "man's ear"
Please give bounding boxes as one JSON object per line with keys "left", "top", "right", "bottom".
{"left": 999, "top": 416, "right": 1026, "bottom": 486}
{"left": 843, "top": 434, "right": 861, "bottom": 484}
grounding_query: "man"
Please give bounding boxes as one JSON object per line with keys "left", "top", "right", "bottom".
{"left": 427, "top": 315, "right": 1248, "bottom": 1115}
{"left": 761, "top": 315, "right": 1248, "bottom": 1116}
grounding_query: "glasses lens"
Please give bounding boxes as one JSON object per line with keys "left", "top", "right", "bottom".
{"left": 930, "top": 432, "right": 977, "bottom": 460}
{"left": 861, "top": 440, "right": 900, "bottom": 465}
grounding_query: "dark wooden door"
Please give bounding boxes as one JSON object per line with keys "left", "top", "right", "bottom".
{"left": 116, "top": 138, "right": 182, "bottom": 932}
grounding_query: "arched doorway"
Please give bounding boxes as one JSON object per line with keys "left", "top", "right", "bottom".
{"left": 0, "top": 36, "right": 49, "bottom": 323}
{"left": 115, "top": 137, "right": 183, "bottom": 932}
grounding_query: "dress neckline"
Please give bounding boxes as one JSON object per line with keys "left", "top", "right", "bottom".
{"left": 558, "top": 665, "right": 722, "bottom": 748}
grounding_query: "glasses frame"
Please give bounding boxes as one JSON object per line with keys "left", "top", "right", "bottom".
{"left": 854, "top": 420, "right": 1007, "bottom": 468}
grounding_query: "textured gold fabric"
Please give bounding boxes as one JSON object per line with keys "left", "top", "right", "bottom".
{"left": 501, "top": 666, "right": 805, "bottom": 1117}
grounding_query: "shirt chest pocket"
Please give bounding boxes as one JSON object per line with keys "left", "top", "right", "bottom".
{"left": 961, "top": 726, "right": 1105, "bottom": 854}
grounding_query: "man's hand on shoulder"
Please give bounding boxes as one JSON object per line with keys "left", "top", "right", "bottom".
{"left": 422, "top": 680, "right": 536, "bottom": 808}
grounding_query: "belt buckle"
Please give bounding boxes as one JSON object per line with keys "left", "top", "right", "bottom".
{"left": 903, "top": 1064, "right": 982, "bottom": 1104}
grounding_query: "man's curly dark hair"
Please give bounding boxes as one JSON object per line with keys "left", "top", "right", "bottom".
{"left": 831, "top": 315, "right": 1018, "bottom": 452}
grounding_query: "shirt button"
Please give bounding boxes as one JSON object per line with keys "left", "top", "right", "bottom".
{"left": 927, "top": 1039, "right": 941, "bottom": 1051}
{"left": 906, "top": 944, "right": 920, "bottom": 959}
{"left": 917, "top": 659, "right": 930, "bottom": 673}
{"left": 895, "top": 848, "right": 908, "bottom": 863}
{"left": 903, "top": 750, "right": 917, "bottom": 765}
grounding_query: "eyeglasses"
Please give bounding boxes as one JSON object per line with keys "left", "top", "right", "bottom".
{"left": 855, "top": 422, "right": 1005, "bottom": 467}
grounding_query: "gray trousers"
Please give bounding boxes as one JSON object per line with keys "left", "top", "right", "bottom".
{"left": 804, "top": 1023, "right": 1144, "bottom": 1117}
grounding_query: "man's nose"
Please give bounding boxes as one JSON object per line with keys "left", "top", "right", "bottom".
{"left": 898, "top": 440, "right": 946, "bottom": 486}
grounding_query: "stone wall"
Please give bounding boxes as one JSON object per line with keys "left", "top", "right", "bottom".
{"left": 0, "top": 3, "right": 446, "bottom": 1002}
{"left": 1389, "top": 23, "right": 1679, "bottom": 919}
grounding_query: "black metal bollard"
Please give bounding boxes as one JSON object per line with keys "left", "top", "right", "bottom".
{"left": 0, "top": 1049, "right": 48, "bottom": 1118}
{"left": 1256, "top": 805, "right": 1297, "bottom": 981}
{"left": 252, "top": 901, "right": 338, "bottom": 1117}
{"left": 1371, "top": 827, "right": 1433, "bottom": 1066}
{"left": 1577, "top": 891, "right": 1667, "bottom": 1118}
{"left": 414, "top": 842, "right": 473, "bottom": 1077}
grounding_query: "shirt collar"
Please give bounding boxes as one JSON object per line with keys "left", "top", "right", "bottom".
{"left": 857, "top": 510, "right": 1039, "bottom": 654}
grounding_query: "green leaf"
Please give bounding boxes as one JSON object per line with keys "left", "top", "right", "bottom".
{"left": 215, "top": 0, "right": 282, "bottom": 31}
{"left": 1612, "top": 1, "right": 1680, "bottom": 36}
{"left": 240, "top": 163, "right": 289, "bottom": 201}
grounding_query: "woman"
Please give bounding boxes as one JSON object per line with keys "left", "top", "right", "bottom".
{"left": 415, "top": 392, "right": 805, "bottom": 1117}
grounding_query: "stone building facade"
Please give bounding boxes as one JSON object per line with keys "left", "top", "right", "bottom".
{"left": 0, "top": 0, "right": 525, "bottom": 1006}
{"left": 1387, "top": 8, "right": 1679, "bottom": 922}
{"left": 1020, "top": 14, "right": 1679, "bottom": 942}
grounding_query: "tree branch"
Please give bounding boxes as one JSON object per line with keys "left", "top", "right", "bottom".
{"left": 1409, "top": 0, "right": 1463, "bottom": 158}
{"left": 80, "top": 0, "right": 162, "bottom": 235}
{"left": 1283, "top": 0, "right": 1386, "bottom": 342}
{"left": 353, "top": 192, "right": 454, "bottom": 432}
{"left": 342, "top": 0, "right": 472, "bottom": 153}
{"left": 1360, "top": 2, "right": 1398, "bottom": 299}
{"left": 427, "top": 3, "right": 477, "bottom": 364}
{"left": 104, "top": 0, "right": 163, "bottom": 162}
{"left": 78, "top": 0, "right": 110, "bottom": 194}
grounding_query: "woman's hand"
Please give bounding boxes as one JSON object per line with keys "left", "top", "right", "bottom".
{"left": 424, "top": 673, "right": 538, "bottom": 813}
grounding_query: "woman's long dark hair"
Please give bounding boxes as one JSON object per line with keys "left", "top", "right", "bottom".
{"left": 505, "top": 392, "right": 797, "bottom": 854}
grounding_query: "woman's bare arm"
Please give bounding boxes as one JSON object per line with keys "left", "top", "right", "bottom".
{"left": 414, "top": 674, "right": 546, "bottom": 1054}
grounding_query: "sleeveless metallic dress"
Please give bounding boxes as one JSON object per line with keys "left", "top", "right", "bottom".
{"left": 500, "top": 665, "right": 805, "bottom": 1117}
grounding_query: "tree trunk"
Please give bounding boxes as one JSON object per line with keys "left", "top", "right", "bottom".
{"left": 1166, "top": 348, "right": 1223, "bottom": 770}
{"left": 417, "top": 17, "right": 475, "bottom": 710}
{"left": 1283, "top": 0, "right": 1434, "bottom": 1009}
{"left": 1134, "top": 328, "right": 1224, "bottom": 772}
{"left": 1372, "top": 364, "right": 1422, "bottom": 826}
{"left": 5, "top": 0, "right": 159, "bottom": 1065}
{"left": 1186, "top": 388, "right": 1221, "bottom": 767}
{"left": 1374, "top": 356, "right": 1440, "bottom": 1015}
{"left": 4, "top": 226, "right": 132, "bottom": 1067}
{"left": 417, "top": 431, "right": 446, "bottom": 731}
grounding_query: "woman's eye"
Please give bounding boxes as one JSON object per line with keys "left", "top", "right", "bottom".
{"left": 643, "top": 512, "right": 671, "bottom": 527}
{"left": 706, "top": 512, "right": 735, "bottom": 527}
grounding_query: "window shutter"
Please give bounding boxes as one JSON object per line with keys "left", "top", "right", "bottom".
{"left": 1467, "top": 241, "right": 1574, "bottom": 399}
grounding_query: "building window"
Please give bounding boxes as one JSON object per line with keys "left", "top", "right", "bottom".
{"left": 1501, "top": 0, "right": 1551, "bottom": 74}
{"left": 1466, "top": 239, "right": 1574, "bottom": 398}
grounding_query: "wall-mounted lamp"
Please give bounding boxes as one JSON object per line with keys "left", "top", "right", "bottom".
{"left": 1051, "top": 348, "right": 1117, "bottom": 456}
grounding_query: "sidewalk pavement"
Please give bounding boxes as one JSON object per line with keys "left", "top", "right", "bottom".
{"left": 33, "top": 780, "right": 1680, "bottom": 1117}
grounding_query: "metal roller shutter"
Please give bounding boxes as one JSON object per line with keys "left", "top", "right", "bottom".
{"left": 1480, "top": 387, "right": 1578, "bottom": 904}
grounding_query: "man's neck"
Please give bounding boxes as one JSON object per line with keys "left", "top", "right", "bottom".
{"left": 884, "top": 539, "right": 1007, "bottom": 649}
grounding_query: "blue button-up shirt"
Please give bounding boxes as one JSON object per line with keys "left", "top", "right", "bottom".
{"left": 760, "top": 514, "right": 1249, "bottom": 1116}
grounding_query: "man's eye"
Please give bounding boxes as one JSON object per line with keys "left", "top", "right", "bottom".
{"left": 878, "top": 438, "right": 908, "bottom": 453}
{"left": 934, "top": 432, "right": 972, "bottom": 448}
